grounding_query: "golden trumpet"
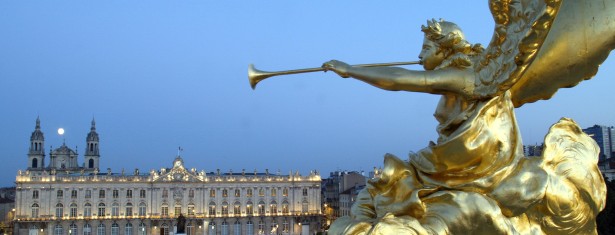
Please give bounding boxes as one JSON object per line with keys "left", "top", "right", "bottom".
{"left": 248, "top": 61, "right": 421, "bottom": 89}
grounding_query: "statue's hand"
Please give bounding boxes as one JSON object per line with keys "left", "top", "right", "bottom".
{"left": 322, "top": 60, "right": 351, "bottom": 78}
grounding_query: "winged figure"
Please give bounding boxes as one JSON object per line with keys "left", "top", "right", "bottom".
{"left": 322, "top": 0, "right": 615, "bottom": 234}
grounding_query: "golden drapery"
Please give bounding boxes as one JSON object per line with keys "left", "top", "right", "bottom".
{"left": 329, "top": 92, "right": 605, "bottom": 235}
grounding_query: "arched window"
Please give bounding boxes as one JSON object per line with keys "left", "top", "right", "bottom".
{"left": 83, "top": 224, "right": 92, "bottom": 235}
{"left": 282, "top": 201, "right": 289, "bottom": 214}
{"left": 282, "top": 219, "right": 289, "bottom": 233}
{"left": 187, "top": 222, "right": 195, "bottom": 235}
{"left": 54, "top": 224, "right": 63, "bottom": 235}
{"left": 112, "top": 202, "right": 119, "bottom": 216}
{"left": 55, "top": 203, "right": 64, "bottom": 218}
{"left": 246, "top": 201, "right": 253, "bottom": 215}
{"left": 208, "top": 202, "right": 216, "bottom": 216}
{"left": 233, "top": 201, "right": 241, "bottom": 216}
{"left": 111, "top": 223, "right": 119, "bottom": 235}
{"left": 246, "top": 221, "right": 253, "bottom": 235}
{"left": 98, "top": 203, "right": 106, "bottom": 217}
{"left": 234, "top": 220, "right": 241, "bottom": 235}
{"left": 270, "top": 201, "right": 277, "bottom": 215}
{"left": 70, "top": 203, "right": 78, "bottom": 218}
{"left": 208, "top": 222, "right": 216, "bottom": 235}
{"left": 221, "top": 201, "right": 229, "bottom": 216}
{"left": 221, "top": 221, "right": 229, "bottom": 235}
{"left": 257, "top": 201, "right": 265, "bottom": 215}
{"left": 32, "top": 158, "right": 38, "bottom": 168}
{"left": 138, "top": 202, "right": 147, "bottom": 216}
{"left": 138, "top": 222, "right": 146, "bottom": 235}
{"left": 257, "top": 221, "right": 265, "bottom": 234}
{"left": 97, "top": 224, "right": 105, "bottom": 235}
{"left": 84, "top": 203, "right": 92, "bottom": 217}
{"left": 174, "top": 204, "right": 182, "bottom": 216}
{"left": 70, "top": 223, "right": 78, "bottom": 235}
{"left": 125, "top": 223, "right": 133, "bottom": 235}
{"left": 125, "top": 202, "right": 133, "bottom": 217}
{"left": 89, "top": 159, "right": 95, "bottom": 168}
{"left": 31, "top": 203, "right": 39, "bottom": 218}
{"left": 161, "top": 223, "right": 169, "bottom": 235}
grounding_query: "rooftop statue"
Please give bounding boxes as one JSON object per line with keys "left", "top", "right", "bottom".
{"left": 250, "top": 0, "right": 614, "bottom": 234}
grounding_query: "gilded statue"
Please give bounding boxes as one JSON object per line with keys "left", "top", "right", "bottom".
{"left": 250, "top": 0, "right": 615, "bottom": 234}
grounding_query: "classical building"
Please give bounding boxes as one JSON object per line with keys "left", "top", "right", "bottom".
{"left": 14, "top": 118, "right": 323, "bottom": 235}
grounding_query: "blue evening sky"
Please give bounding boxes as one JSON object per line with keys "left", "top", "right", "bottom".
{"left": 1, "top": 1, "right": 613, "bottom": 186}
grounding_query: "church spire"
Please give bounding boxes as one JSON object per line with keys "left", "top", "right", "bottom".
{"left": 91, "top": 117, "right": 96, "bottom": 131}
{"left": 28, "top": 117, "right": 45, "bottom": 170}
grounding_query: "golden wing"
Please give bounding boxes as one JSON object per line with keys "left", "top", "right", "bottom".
{"left": 474, "top": 0, "right": 615, "bottom": 108}
{"left": 510, "top": 0, "right": 615, "bottom": 107}
{"left": 473, "top": 0, "right": 562, "bottom": 100}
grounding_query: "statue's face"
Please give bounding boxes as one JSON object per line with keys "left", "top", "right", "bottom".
{"left": 419, "top": 37, "right": 445, "bottom": 70}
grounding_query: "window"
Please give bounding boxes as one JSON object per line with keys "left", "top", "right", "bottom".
{"left": 55, "top": 203, "right": 64, "bottom": 218}
{"left": 113, "top": 189, "right": 119, "bottom": 198}
{"left": 70, "top": 223, "right": 78, "bottom": 235}
{"left": 138, "top": 223, "right": 146, "bottom": 235}
{"left": 282, "top": 201, "right": 289, "bottom": 214}
{"left": 139, "top": 189, "right": 146, "bottom": 198}
{"left": 70, "top": 203, "right": 78, "bottom": 218}
{"left": 302, "top": 200, "right": 308, "bottom": 213}
{"left": 271, "top": 221, "right": 277, "bottom": 234}
{"left": 270, "top": 201, "right": 277, "bottom": 215}
{"left": 210, "top": 189, "right": 216, "bottom": 198}
{"left": 208, "top": 202, "right": 216, "bottom": 216}
{"left": 187, "top": 222, "right": 195, "bottom": 235}
{"left": 258, "top": 221, "right": 265, "bottom": 235}
{"left": 161, "top": 224, "right": 169, "bottom": 235}
{"left": 161, "top": 204, "right": 169, "bottom": 216}
{"left": 222, "top": 189, "right": 228, "bottom": 197}
{"left": 126, "top": 203, "right": 133, "bottom": 217}
{"left": 302, "top": 188, "right": 308, "bottom": 196}
{"left": 246, "top": 201, "right": 253, "bottom": 216}
{"left": 54, "top": 225, "right": 63, "bottom": 235}
{"left": 71, "top": 189, "right": 78, "bottom": 199}
{"left": 283, "top": 219, "right": 289, "bottom": 233}
{"left": 208, "top": 222, "right": 216, "bottom": 235}
{"left": 112, "top": 203, "right": 119, "bottom": 217}
{"left": 283, "top": 188, "right": 288, "bottom": 197}
{"left": 139, "top": 202, "right": 147, "bottom": 216}
{"left": 188, "top": 203, "right": 195, "bottom": 216}
{"left": 125, "top": 223, "right": 133, "bottom": 235}
{"left": 247, "top": 189, "right": 253, "bottom": 197}
{"left": 127, "top": 189, "right": 133, "bottom": 198}
{"left": 111, "top": 223, "right": 119, "bottom": 235}
{"left": 175, "top": 205, "right": 182, "bottom": 216}
{"left": 246, "top": 221, "right": 253, "bottom": 235}
{"left": 84, "top": 203, "right": 92, "bottom": 217}
{"left": 57, "top": 190, "right": 64, "bottom": 199}
{"left": 86, "top": 190, "right": 91, "bottom": 198}
{"left": 162, "top": 189, "right": 168, "bottom": 198}
{"left": 32, "top": 190, "right": 39, "bottom": 199}
{"left": 221, "top": 221, "right": 229, "bottom": 235}
{"left": 97, "top": 224, "right": 105, "bottom": 235}
{"left": 98, "top": 203, "right": 106, "bottom": 217}
{"left": 221, "top": 202, "right": 229, "bottom": 216}
{"left": 258, "top": 201, "right": 265, "bottom": 215}
{"left": 189, "top": 189, "right": 194, "bottom": 198}
{"left": 271, "top": 188, "right": 277, "bottom": 197}
{"left": 233, "top": 202, "right": 241, "bottom": 216}
{"left": 234, "top": 221, "right": 241, "bottom": 235}
{"left": 84, "top": 224, "right": 92, "bottom": 235}
{"left": 258, "top": 188, "right": 265, "bottom": 197}
{"left": 99, "top": 189, "right": 105, "bottom": 198}
{"left": 234, "top": 189, "right": 240, "bottom": 197}
{"left": 31, "top": 203, "right": 39, "bottom": 218}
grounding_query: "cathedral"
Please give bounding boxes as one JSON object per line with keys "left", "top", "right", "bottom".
{"left": 14, "top": 118, "right": 323, "bottom": 235}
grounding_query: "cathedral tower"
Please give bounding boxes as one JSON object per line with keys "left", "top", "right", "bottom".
{"left": 84, "top": 118, "right": 100, "bottom": 170}
{"left": 28, "top": 117, "right": 45, "bottom": 169}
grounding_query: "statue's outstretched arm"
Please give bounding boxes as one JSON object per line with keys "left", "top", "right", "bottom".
{"left": 323, "top": 60, "right": 473, "bottom": 96}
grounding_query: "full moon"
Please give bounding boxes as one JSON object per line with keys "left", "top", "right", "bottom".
{"left": 58, "top": 128, "right": 65, "bottom": 135}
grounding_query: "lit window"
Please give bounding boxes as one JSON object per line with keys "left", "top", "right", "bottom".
{"left": 234, "top": 189, "right": 240, "bottom": 197}
{"left": 210, "top": 189, "right": 216, "bottom": 198}
{"left": 283, "top": 188, "right": 288, "bottom": 197}
{"left": 175, "top": 205, "right": 182, "bottom": 216}
{"left": 271, "top": 188, "right": 277, "bottom": 197}
{"left": 282, "top": 201, "right": 289, "bottom": 214}
{"left": 258, "top": 189, "right": 265, "bottom": 197}
{"left": 223, "top": 189, "right": 228, "bottom": 197}
{"left": 208, "top": 202, "right": 216, "bottom": 216}
{"left": 270, "top": 201, "right": 277, "bottom": 215}
{"left": 161, "top": 204, "right": 169, "bottom": 216}
{"left": 246, "top": 201, "right": 253, "bottom": 215}
{"left": 138, "top": 202, "right": 147, "bottom": 216}
{"left": 188, "top": 204, "right": 195, "bottom": 216}
{"left": 55, "top": 203, "right": 64, "bottom": 218}
{"left": 233, "top": 202, "right": 241, "bottom": 216}
{"left": 221, "top": 202, "right": 229, "bottom": 216}
{"left": 247, "top": 189, "right": 253, "bottom": 197}
{"left": 258, "top": 201, "right": 265, "bottom": 215}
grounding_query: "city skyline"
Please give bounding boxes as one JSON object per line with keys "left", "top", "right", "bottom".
{"left": 1, "top": 1, "right": 614, "bottom": 187}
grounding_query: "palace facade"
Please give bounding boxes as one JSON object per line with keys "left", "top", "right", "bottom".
{"left": 14, "top": 118, "right": 322, "bottom": 235}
